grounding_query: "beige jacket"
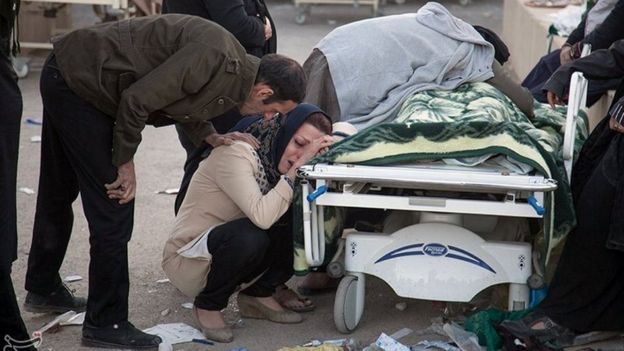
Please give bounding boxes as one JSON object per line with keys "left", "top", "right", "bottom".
{"left": 162, "top": 141, "right": 293, "bottom": 298}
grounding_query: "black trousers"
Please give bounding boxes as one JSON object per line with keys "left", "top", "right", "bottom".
{"left": 25, "top": 55, "right": 134, "bottom": 327}
{"left": 194, "top": 216, "right": 294, "bottom": 310}
{"left": 174, "top": 109, "right": 243, "bottom": 214}
{"left": 538, "top": 121, "right": 624, "bottom": 332}
{"left": 0, "top": 52, "right": 33, "bottom": 350}
{"left": 1, "top": 268, "right": 35, "bottom": 351}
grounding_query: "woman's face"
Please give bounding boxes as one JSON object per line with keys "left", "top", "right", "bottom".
{"left": 278, "top": 123, "right": 326, "bottom": 174}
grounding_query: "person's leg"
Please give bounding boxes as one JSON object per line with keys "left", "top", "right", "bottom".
{"left": 195, "top": 218, "right": 270, "bottom": 312}
{"left": 538, "top": 138, "right": 624, "bottom": 333}
{"left": 174, "top": 110, "right": 243, "bottom": 214}
{"left": 0, "top": 53, "right": 34, "bottom": 351}
{"left": 24, "top": 56, "right": 86, "bottom": 313}
{"left": 0, "top": 267, "right": 36, "bottom": 351}
{"left": 30, "top": 55, "right": 159, "bottom": 348}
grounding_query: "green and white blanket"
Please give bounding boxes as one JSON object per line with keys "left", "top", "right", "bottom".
{"left": 311, "top": 81, "right": 589, "bottom": 262}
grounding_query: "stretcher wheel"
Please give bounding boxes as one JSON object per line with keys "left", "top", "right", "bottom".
{"left": 334, "top": 275, "right": 363, "bottom": 333}
{"left": 527, "top": 273, "right": 545, "bottom": 289}
{"left": 327, "top": 261, "right": 344, "bottom": 278}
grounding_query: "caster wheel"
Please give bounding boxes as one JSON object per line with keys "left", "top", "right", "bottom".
{"left": 327, "top": 261, "right": 344, "bottom": 278}
{"left": 334, "top": 275, "right": 363, "bottom": 333}
{"left": 527, "top": 273, "right": 545, "bottom": 289}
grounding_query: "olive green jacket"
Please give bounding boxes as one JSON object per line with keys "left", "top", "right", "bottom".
{"left": 52, "top": 14, "right": 260, "bottom": 166}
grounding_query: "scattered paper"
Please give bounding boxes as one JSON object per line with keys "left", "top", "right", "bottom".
{"left": 35, "top": 311, "right": 77, "bottom": 335}
{"left": 64, "top": 275, "right": 83, "bottom": 283}
{"left": 395, "top": 302, "right": 407, "bottom": 311}
{"left": 160, "top": 308, "right": 170, "bottom": 317}
{"left": 143, "top": 323, "right": 204, "bottom": 345}
{"left": 30, "top": 135, "right": 42, "bottom": 143}
{"left": 60, "top": 312, "right": 85, "bottom": 326}
{"left": 156, "top": 278, "right": 170, "bottom": 284}
{"left": 181, "top": 302, "right": 194, "bottom": 309}
{"left": 375, "top": 333, "right": 410, "bottom": 351}
{"left": 19, "top": 187, "right": 35, "bottom": 195}
{"left": 413, "top": 340, "right": 460, "bottom": 351}
{"left": 156, "top": 188, "right": 179, "bottom": 195}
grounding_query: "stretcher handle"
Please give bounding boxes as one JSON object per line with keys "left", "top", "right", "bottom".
{"left": 306, "top": 185, "right": 327, "bottom": 202}
{"left": 528, "top": 196, "right": 545, "bottom": 216}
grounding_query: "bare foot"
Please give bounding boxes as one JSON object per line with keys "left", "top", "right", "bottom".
{"left": 273, "top": 285, "right": 315, "bottom": 312}
{"left": 298, "top": 272, "right": 339, "bottom": 291}
{"left": 196, "top": 308, "right": 227, "bottom": 329}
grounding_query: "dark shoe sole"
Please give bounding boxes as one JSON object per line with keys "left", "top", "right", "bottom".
{"left": 82, "top": 337, "right": 160, "bottom": 350}
{"left": 23, "top": 303, "right": 85, "bottom": 314}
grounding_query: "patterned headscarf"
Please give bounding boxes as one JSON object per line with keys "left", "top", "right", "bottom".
{"left": 231, "top": 103, "right": 331, "bottom": 188}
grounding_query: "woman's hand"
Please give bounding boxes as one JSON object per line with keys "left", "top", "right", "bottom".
{"left": 286, "top": 135, "right": 334, "bottom": 179}
{"left": 264, "top": 17, "right": 273, "bottom": 41}
{"left": 546, "top": 90, "right": 567, "bottom": 109}
{"left": 609, "top": 98, "right": 624, "bottom": 134}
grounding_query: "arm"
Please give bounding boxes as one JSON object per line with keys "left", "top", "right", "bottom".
{"left": 487, "top": 61, "right": 535, "bottom": 118}
{"left": 544, "top": 39, "right": 624, "bottom": 99}
{"left": 565, "top": 14, "right": 587, "bottom": 46}
{"left": 113, "top": 43, "right": 224, "bottom": 166}
{"left": 582, "top": 0, "right": 624, "bottom": 51}
{"left": 214, "top": 143, "right": 293, "bottom": 229}
{"left": 202, "top": 0, "right": 265, "bottom": 49}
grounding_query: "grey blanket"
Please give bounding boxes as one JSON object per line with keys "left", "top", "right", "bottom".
{"left": 315, "top": 2, "right": 495, "bottom": 129}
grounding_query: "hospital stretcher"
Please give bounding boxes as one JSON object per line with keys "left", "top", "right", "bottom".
{"left": 298, "top": 71, "right": 588, "bottom": 333}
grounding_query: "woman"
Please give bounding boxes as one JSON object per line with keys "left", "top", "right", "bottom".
{"left": 501, "top": 40, "right": 624, "bottom": 347}
{"left": 162, "top": 104, "right": 333, "bottom": 343}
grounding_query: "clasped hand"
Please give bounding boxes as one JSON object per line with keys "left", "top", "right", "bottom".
{"left": 105, "top": 159, "right": 136, "bottom": 205}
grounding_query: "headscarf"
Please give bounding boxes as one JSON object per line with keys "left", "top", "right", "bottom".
{"left": 230, "top": 103, "right": 331, "bottom": 187}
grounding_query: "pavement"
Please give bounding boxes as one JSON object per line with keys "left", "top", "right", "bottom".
{"left": 12, "top": 0, "right": 502, "bottom": 350}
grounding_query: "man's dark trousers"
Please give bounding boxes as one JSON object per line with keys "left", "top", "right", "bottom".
{"left": 0, "top": 51, "right": 34, "bottom": 350}
{"left": 25, "top": 54, "right": 133, "bottom": 327}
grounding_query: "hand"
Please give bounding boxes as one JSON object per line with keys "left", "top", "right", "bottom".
{"left": 286, "top": 135, "right": 335, "bottom": 178}
{"left": 264, "top": 17, "right": 272, "bottom": 41}
{"left": 204, "top": 132, "right": 260, "bottom": 149}
{"left": 105, "top": 160, "right": 136, "bottom": 205}
{"left": 546, "top": 91, "right": 567, "bottom": 109}
{"left": 560, "top": 45, "right": 573, "bottom": 65}
{"left": 608, "top": 117, "right": 624, "bottom": 133}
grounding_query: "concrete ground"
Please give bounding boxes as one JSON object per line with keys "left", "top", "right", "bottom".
{"left": 12, "top": 0, "right": 503, "bottom": 350}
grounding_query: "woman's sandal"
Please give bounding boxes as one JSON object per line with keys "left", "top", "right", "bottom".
{"left": 273, "top": 285, "right": 316, "bottom": 313}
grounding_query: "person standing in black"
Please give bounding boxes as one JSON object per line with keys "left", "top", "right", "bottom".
{"left": 162, "top": 0, "right": 277, "bottom": 213}
{"left": 0, "top": 1, "right": 36, "bottom": 349}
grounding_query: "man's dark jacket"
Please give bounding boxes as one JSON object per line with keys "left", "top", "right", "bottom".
{"left": 162, "top": 0, "right": 276, "bottom": 58}
{"left": 52, "top": 14, "right": 260, "bottom": 166}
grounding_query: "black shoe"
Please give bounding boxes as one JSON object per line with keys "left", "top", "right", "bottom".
{"left": 499, "top": 311, "right": 576, "bottom": 347}
{"left": 24, "top": 284, "right": 87, "bottom": 313}
{"left": 82, "top": 321, "right": 162, "bottom": 349}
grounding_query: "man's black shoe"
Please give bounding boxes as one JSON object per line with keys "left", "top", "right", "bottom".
{"left": 24, "top": 284, "right": 87, "bottom": 313}
{"left": 82, "top": 321, "right": 162, "bottom": 349}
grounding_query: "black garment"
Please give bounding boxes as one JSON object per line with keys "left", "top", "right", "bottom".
{"left": 25, "top": 55, "right": 134, "bottom": 328}
{"left": 163, "top": 0, "right": 277, "bottom": 214}
{"left": 194, "top": 216, "right": 293, "bottom": 310}
{"left": 576, "top": 0, "right": 624, "bottom": 51}
{"left": 537, "top": 119, "right": 624, "bottom": 332}
{"left": 0, "top": 51, "right": 21, "bottom": 270}
{"left": 521, "top": 49, "right": 621, "bottom": 106}
{"left": 162, "top": 0, "right": 275, "bottom": 58}
{"left": 0, "top": 0, "right": 19, "bottom": 57}
{"left": 1, "top": 268, "right": 35, "bottom": 351}
{"left": 0, "top": 51, "right": 33, "bottom": 351}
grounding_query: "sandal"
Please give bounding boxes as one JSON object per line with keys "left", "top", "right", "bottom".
{"left": 273, "top": 285, "right": 316, "bottom": 313}
{"left": 499, "top": 311, "right": 576, "bottom": 347}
